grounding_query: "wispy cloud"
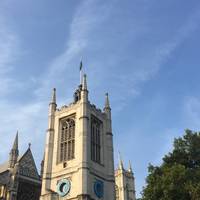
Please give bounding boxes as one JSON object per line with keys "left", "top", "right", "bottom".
{"left": 0, "top": 17, "right": 21, "bottom": 95}
{"left": 0, "top": 15, "right": 46, "bottom": 163}
{"left": 35, "top": 0, "right": 111, "bottom": 99}
{"left": 0, "top": 0, "right": 113, "bottom": 165}
{"left": 154, "top": 8, "right": 200, "bottom": 69}
{"left": 0, "top": 2, "right": 200, "bottom": 197}
{"left": 0, "top": 100, "right": 46, "bottom": 160}
{"left": 183, "top": 96, "right": 200, "bottom": 129}
{"left": 110, "top": 8, "right": 200, "bottom": 112}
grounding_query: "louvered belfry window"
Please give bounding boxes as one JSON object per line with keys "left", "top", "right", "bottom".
{"left": 91, "top": 115, "right": 101, "bottom": 163}
{"left": 60, "top": 116, "right": 75, "bottom": 162}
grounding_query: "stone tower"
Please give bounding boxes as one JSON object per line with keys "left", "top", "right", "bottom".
{"left": 115, "top": 158, "right": 136, "bottom": 200}
{"left": 40, "top": 71, "right": 115, "bottom": 200}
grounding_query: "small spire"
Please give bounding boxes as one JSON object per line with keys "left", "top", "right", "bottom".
{"left": 28, "top": 143, "right": 31, "bottom": 149}
{"left": 82, "top": 74, "right": 87, "bottom": 90}
{"left": 118, "top": 151, "right": 124, "bottom": 170}
{"left": 105, "top": 93, "right": 110, "bottom": 108}
{"left": 128, "top": 160, "right": 133, "bottom": 173}
{"left": 9, "top": 131, "right": 19, "bottom": 168}
{"left": 12, "top": 131, "right": 18, "bottom": 150}
{"left": 51, "top": 88, "right": 56, "bottom": 104}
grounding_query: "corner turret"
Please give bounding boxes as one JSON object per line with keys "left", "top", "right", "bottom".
{"left": 49, "top": 88, "right": 57, "bottom": 113}
{"left": 81, "top": 74, "right": 88, "bottom": 103}
{"left": 128, "top": 160, "right": 133, "bottom": 173}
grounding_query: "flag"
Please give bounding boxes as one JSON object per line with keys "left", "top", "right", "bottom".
{"left": 80, "top": 61, "right": 83, "bottom": 71}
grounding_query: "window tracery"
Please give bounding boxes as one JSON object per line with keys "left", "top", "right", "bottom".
{"left": 60, "top": 116, "right": 75, "bottom": 162}
{"left": 91, "top": 115, "right": 101, "bottom": 163}
{"left": 17, "top": 180, "right": 40, "bottom": 200}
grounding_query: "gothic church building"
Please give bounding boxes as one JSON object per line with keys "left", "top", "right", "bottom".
{"left": 0, "top": 133, "right": 41, "bottom": 200}
{"left": 0, "top": 70, "right": 136, "bottom": 200}
{"left": 40, "top": 72, "right": 136, "bottom": 200}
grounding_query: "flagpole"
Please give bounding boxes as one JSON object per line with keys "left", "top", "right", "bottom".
{"left": 80, "top": 69, "right": 83, "bottom": 84}
{"left": 80, "top": 61, "right": 83, "bottom": 85}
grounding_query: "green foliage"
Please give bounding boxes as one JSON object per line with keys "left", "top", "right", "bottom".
{"left": 141, "top": 130, "right": 200, "bottom": 200}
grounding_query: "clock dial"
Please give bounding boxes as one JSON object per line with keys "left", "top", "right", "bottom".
{"left": 94, "top": 180, "right": 104, "bottom": 198}
{"left": 57, "top": 179, "right": 71, "bottom": 197}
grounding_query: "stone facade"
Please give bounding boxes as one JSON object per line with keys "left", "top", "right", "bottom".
{"left": 0, "top": 134, "right": 41, "bottom": 200}
{"left": 40, "top": 71, "right": 136, "bottom": 200}
{"left": 115, "top": 161, "right": 136, "bottom": 200}
{"left": 40, "top": 75, "right": 115, "bottom": 200}
{"left": 0, "top": 68, "right": 136, "bottom": 200}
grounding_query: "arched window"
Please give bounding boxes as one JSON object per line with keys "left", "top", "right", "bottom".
{"left": 126, "top": 184, "right": 129, "bottom": 200}
{"left": 115, "top": 185, "right": 119, "bottom": 200}
{"left": 17, "top": 181, "right": 40, "bottom": 200}
{"left": 60, "top": 117, "right": 75, "bottom": 162}
{"left": 91, "top": 115, "right": 101, "bottom": 163}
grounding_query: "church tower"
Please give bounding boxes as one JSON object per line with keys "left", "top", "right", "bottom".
{"left": 115, "top": 158, "right": 136, "bottom": 200}
{"left": 40, "top": 67, "right": 115, "bottom": 200}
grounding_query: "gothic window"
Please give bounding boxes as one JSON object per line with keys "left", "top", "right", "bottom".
{"left": 60, "top": 116, "right": 75, "bottom": 162}
{"left": 126, "top": 184, "right": 130, "bottom": 200}
{"left": 115, "top": 185, "right": 119, "bottom": 200}
{"left": 91, "top": 115, "right": 101, "bottom": 163}
{"left": 17, "top": 180, "right": 41, "bottom": 200}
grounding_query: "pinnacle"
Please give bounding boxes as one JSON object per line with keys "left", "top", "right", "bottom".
{"left": 82, "top": 74, "right": 87, "bottom": 90}
{"left": 105, "top": 93, "right": 110, "bottom": 108}
{"left": 12, "top": 131, "right": 18, "bottom": 150}
{"left": 118, "top": 151, "right": 124, "bottom": 170}
{"left": 51, "top": 88, "right": 56, "bottom": 103}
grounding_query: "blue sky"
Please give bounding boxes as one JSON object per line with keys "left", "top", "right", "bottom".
{"left": 0, "top": 0, "right": 200, "bottom": 197}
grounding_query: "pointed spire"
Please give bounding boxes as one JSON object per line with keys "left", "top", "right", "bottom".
{"left": 49, "top": 88, "right": 57, "bottom": 114}
{"left": 9, "top": 131, "right": 19, "bottom": 168}
{"left": 104, "top": 93, "right": 110, "bottom": 108}
{"left": 80, "top": 73, "right": 88, "bottom": 103}
{"left": 104, "top": 93, "right": 111, "bottom": 120}
{"left": 82, "top": 74, "right": 87, "bottom": 90}
{"left": 118, "top": 151, "right": 124, "bottom": 170}
{"left": 12, "top": 131, "right": 18, "bottom": 151}
{"left": 51, "top": 88, "right": 56, "bottom": 104}
{"left": 128, "top": 160, "right": 133, "bottom": 173}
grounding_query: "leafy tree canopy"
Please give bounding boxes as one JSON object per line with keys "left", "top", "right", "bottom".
{"left": 140, "top": 129, "right": 200, "bottom": 200}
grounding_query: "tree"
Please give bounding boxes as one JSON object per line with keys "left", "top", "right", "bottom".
{"left": 141, "top": 129, "right": 200, "bottom": 200}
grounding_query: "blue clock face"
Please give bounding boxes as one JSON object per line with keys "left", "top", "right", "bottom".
{"left": 57, "top": 179, "right": 71, "bottom": 197}
{"left": 94, "top": 180, "right": 104, "bottom": 198}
